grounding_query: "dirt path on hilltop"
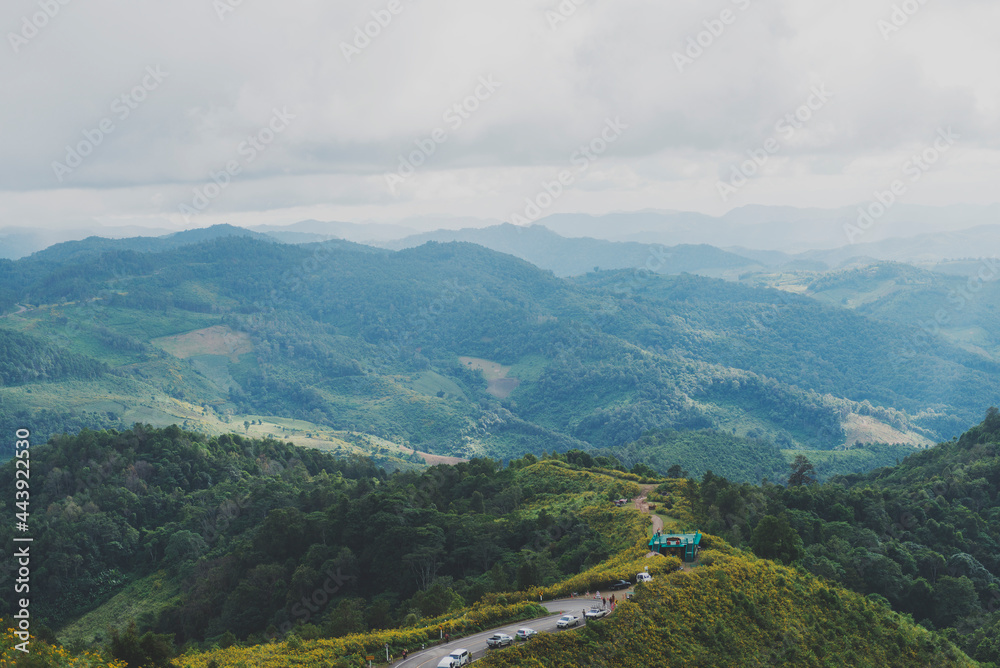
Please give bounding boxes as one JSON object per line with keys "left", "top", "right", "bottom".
{"left": 635, "top": 483, "right": 702, "bottom": 571}
{"left": 634, "top": 484, "right": 664, "bottom": 534}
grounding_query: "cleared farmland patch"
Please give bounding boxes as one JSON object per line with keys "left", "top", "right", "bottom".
{"left": 153, "top": 325, "right": 253, "bottom": 362}
{"left": 459, "top": 355, "right": 521, "bottom": 399}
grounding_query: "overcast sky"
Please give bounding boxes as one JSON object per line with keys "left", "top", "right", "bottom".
{"left": 1, "top": 0, "right": 998, "bottom": 232}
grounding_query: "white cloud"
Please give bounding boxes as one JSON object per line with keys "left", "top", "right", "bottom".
{"left": 1, "top": 0, "right": 998, "bottom": 231}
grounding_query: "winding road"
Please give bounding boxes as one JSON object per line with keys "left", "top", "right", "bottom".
{"left": 393, "top": 595, "right": 627, "bottom": 667}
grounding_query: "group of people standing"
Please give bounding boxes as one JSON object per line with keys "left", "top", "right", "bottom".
{"left": 582, "top": 591, "right": 618, "bottom": 619}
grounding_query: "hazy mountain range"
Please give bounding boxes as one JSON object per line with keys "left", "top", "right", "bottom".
{"left": 5, "top": 204, "right": 1000, "bottom": 266}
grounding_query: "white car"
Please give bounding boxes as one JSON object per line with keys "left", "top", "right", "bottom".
{"left": 584, "top": 608, "right": 609, "bottom": 619}
{"left": 515, "top": 628, "right": 537, "bottom": 641}
{"left": 556, "top": 615, "right": 580, "bottom": 629}
{"left": 636, "top": 572, "right": 653, "bottom": 583}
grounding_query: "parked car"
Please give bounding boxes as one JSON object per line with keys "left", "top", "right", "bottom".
{"left": 636, "top": 572, "right": 653, "bottom": 583}
{"left": 446, "top": 649, "right": 471, "bottom": 666}
{"left": 609, "top": 579, "right": 631, "bottom": 590}
{"left": 584, "top": 608, "right": 609, "bottom": 619}
{"left": 515, "top": 628, "right": 537, "bottom": 641}
{"left": 557, "top": 615, "right": 580, "bottom": 629}
{"left": 436, "top": 650, "right": 471, "bottom": 667}
{"left": 486, "top": 633, "right": 514, "bottom": 648}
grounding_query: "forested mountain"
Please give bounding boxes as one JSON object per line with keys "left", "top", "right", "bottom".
{"left": 0, "top": 425, "right": 644, "bottom": 645}
{"left": 1, "top": 423, "right": 993, "bottom": 667}
{"left": 17, "top": 224, "right": 272, "bottom": 265}
{"left": 580, "top": 270, "right": 1000, "bottom": 434}
{"left": 0, "top": 328, "right": 106, "bottom": 385}
{"left": 2, "top": 232, "right": 999, "bottom": 474}
{"left": 687, "top": 407, "right": 1000, "bottom": 664}
{"left": 381, "top": 223, "right": 763, "bottom": 278}
{"left": 0, "top": 225, "right": 177, "bottom": 261}
{"left": 803, "top": 261, "right": 1000, "bottom": 363}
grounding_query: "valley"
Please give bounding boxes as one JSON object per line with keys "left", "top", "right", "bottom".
{"left": 3, "top": 228, "right": 998, "bottom": 479}
{"left": 4, "top": 224, "right": 1000, "bottom": 666}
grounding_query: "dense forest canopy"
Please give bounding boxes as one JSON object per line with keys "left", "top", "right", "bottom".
{"left": 683, "top": 408, "right": 1000, "bottom": 664}
{"left": 2, "top": 231, "right": 997, "bottom": 471}
{"left": 4, "top": 414, "right": 1000, "bottom": 665}
{"left": 0, "top": 426, "right": 642, "bottom": 645}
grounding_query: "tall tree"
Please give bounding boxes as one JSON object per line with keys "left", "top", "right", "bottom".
{"left": 751, "top": 515, "right": 804, "bottom": 565}
{"left": 787, "top": 454, "right": 817, "bottom": 487}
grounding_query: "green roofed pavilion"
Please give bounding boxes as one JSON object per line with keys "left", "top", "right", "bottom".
{"left": 649, "top": 531, "right": 702, "bottom": 562}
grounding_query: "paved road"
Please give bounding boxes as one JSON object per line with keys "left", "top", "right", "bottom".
{"left": 393, "top": 596, "right": 626, "bottom": 667}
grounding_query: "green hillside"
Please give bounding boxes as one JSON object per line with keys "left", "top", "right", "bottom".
{"left": 2, "top": 232, "right": 999, "bottom": 468}
{"left": 477, "top": 549, "right": 978, "bottom": 668}
{"left": 0, "top": 426, "right": 643, "bottom": 644}
{"left": 757, "top": 260, "right": 1000, "bottom": 366}
{"left": 689, "top": 408, "right": 1000, "bottom": 664}
{"left": 0, "top": 328, "right": 106, "bottom": 385}
{"left": 2, "top": 423, "right": 995, "bottom": 667}
{"left": 610, "top": 429, "right": 789, "bottom": 483}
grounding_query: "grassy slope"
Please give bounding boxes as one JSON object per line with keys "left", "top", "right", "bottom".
{"left": 162, "top": 466, "right": 978, "bottom": 668}
{"left": 477, "top": 547, "right": 980, "bottom": 668}
{"left": 57, "top": 572, "right": 181, "bottom": 647}
{"left": 7, "top": 456, "right": 981, "bottom": 667}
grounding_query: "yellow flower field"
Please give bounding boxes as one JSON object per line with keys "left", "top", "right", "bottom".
{"left": 0, "top": 622, "right": 127, "bottom": 668}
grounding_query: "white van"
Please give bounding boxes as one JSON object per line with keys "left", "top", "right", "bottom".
{"left": 448, "top": 649, "right": 471, "bottom": 666}
{"left": 636, "top": 572, "right": 653, "bottom": 583}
